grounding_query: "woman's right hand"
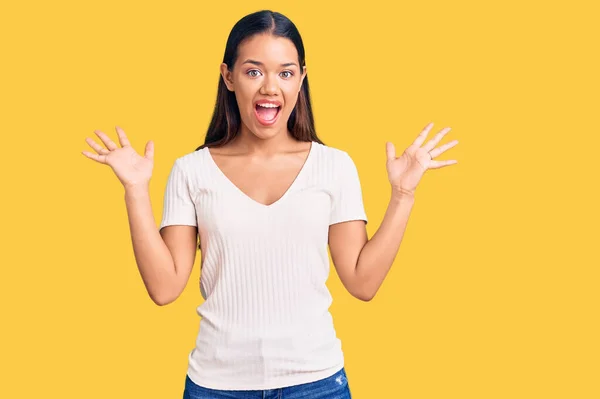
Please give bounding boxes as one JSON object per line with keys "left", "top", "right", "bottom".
{"left": 82, "top": 126, "right": 154, "bottom": 190}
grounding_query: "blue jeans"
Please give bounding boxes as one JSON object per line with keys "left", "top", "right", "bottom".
{"left": 183, "top": 367, "right": 352, "bottom": 399}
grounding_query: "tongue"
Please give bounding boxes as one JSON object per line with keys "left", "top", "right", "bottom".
{"left": 256, "top": 106, "right": 278, "bottom": 121}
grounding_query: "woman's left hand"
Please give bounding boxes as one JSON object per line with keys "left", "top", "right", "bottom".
{"left": 386, "top": 122, "right": 459, "bottom": 197}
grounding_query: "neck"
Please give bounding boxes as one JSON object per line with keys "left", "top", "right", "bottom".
{"left": 231, "top": 124, "right": 300, "bottom": 157}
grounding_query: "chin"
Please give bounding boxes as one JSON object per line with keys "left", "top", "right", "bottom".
{"left": 253, "top": 129, "right": 282, "bottom": 140}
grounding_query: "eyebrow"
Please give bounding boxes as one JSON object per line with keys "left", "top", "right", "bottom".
{"left": 241, "top": 59, "right": 299, "bottom": 68}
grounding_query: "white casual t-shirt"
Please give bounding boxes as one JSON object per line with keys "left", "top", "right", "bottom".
{"left": 159, "top": 141, "right": 368, "bottom": 390}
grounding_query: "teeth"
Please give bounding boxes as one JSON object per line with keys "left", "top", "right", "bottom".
{"left": 257, "top": 103, "right": 279, "bottom": 108}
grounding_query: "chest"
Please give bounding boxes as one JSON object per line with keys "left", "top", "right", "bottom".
{"left": 215, "top": 158, "right": 305, "bottom": 207}
{"left": 193, "top": 165, "right": 334, "bottom": 246}
{"left": 193, "top": 143, "right": 337, "bottom": 244}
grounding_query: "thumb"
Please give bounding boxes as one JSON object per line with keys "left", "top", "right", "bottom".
{"left": 144, "top": 140, "right": 154, "bottom": 160}
{"left": 386, "top": 141, "right": 396, "bottom": 162}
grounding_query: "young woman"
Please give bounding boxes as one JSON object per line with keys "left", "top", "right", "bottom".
{"left": 82, "top": 9, "right": 458, "bottom": 399}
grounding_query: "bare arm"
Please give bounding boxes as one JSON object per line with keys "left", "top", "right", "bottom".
{"left": 328, "top": 190, "right": 415, "bottom": 301}
{"left": 125, "top": 185, "right": 198, "bottom": 306}
{"left": 354, "top": 190, "right": 414, "bottom": 300}
{"left": 82, "top": 126, "right": 198, "bottom": 306}
{"left": 329, "top": 123, "right": 458, "bottom": 301}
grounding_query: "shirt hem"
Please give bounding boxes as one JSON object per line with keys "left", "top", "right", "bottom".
{"left": 185, "top": 362, "right": 345, "bottom": 391}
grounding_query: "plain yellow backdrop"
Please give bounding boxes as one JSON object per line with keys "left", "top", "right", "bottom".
{"left": 1, "top": 0, "right": 598, "bottom": 398}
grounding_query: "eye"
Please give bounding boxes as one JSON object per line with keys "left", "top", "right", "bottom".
{"left": 247, "top": 69, "right": 262, "bottom": 78}
{"left": 280, "top": 71, "right": 293, "bottom": 79}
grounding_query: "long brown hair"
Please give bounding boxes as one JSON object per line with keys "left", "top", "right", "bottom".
{"left": 195, "top": 10, "right": 325, "bottom": 151}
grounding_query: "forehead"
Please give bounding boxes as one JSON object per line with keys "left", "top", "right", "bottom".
{"left": 236, "top": 34, "right": 299, "bottom": 66}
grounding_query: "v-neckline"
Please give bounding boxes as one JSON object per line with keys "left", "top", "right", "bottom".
{"left": 205, "top": 141, "right": 315, "bottom": 208}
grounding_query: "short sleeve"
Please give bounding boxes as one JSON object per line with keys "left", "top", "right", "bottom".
{"left": 329, "top": 151, "right": 368, "bottom": 225}
{"left": 159, "top": 159, "right": 198, "bottom": 230}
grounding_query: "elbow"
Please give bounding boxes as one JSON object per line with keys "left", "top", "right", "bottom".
{"left": 354, "top": 288, "right": 376, "bottom": 302}
{"left": 148, "top": 276, "right": 183, "bottom": 306}
{"left": 357, "top": 293, "right": 375, "bottom": 302}
{"left": 350, "top": 278, "right": 377, "bottom": 302}
{"left": 153, "top": 296, "right": 175, "bottom": 306}
{"left": 153, "top": 297, "right": 170, "bottom": 306}
{"left": 151, "top": 294, "right": 168, "bottom": 306}
{"left": 150, "top": 290, "right": 179, "bottom": 306}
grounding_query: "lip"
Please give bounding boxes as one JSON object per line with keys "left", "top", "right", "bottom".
{"left": 254, "top": 104, "right": 281, "bottom": 126}
{"left": 254, "top": 99, "right": 282, "bottom": 126}
{"left": 254, "top": 99, "right": 282, "bottom": 107}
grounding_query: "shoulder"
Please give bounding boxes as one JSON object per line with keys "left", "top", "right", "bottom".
{"left": 163, "top": 149, "right": 208, "bottom": 192}
{"left": 175, "top": 148, "right": 204, "bottom": 165}
{"left": 315, "top": 142, "right": 352, "bottom": 162}
{"left": 316, "top": 143, "right": 357, "bottom": 171}
{"left": 310, "top": 143, "right": 360, "bottom": 190}
{"left": 169, "top": 148, "right": 206, "bottom": 173}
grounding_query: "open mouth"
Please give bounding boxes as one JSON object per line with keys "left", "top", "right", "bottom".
{"left": 254, "top": 104, "right": 281, "bottom": 126}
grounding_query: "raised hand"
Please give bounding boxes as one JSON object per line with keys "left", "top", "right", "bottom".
{"left": 82, "top": 126, "right": 155, "bottom": 189}
{"left": 386, "top": 122, "right": 458, "bottom": 197}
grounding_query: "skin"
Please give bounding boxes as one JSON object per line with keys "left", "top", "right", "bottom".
{"left": 212, "top": 33, "right": 312, "bottom": 207}
{"left": 81, "top": 33, "right": 460, "bottom": 305}
{"left": 220, "top": 33, "right": 307, "bottom": 153}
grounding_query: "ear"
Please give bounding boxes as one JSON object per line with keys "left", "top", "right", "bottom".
{"left": 220, "top": 63, "right": 234, "bottom": 92}
{"left": 299, "top": 66, "right": 307, "bottom": 93}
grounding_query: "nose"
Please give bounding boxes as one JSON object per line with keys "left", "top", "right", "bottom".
{"left": 260, "top": 74, "right": 279, "bottom": 95}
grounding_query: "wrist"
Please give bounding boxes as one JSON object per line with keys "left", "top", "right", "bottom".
{"left": 391, "top": 185, "right": 416, "bottom": 201}
{"left": 124, "top": 183, "right": 149, "bottom": 195}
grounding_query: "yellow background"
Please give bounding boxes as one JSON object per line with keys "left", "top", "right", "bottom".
{"left": 1, "top": 0, "right": 598, "bottom": 398}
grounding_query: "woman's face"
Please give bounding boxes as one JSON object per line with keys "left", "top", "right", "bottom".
{"left": 220, "top": 33, "right": 307, "bottom": 140}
